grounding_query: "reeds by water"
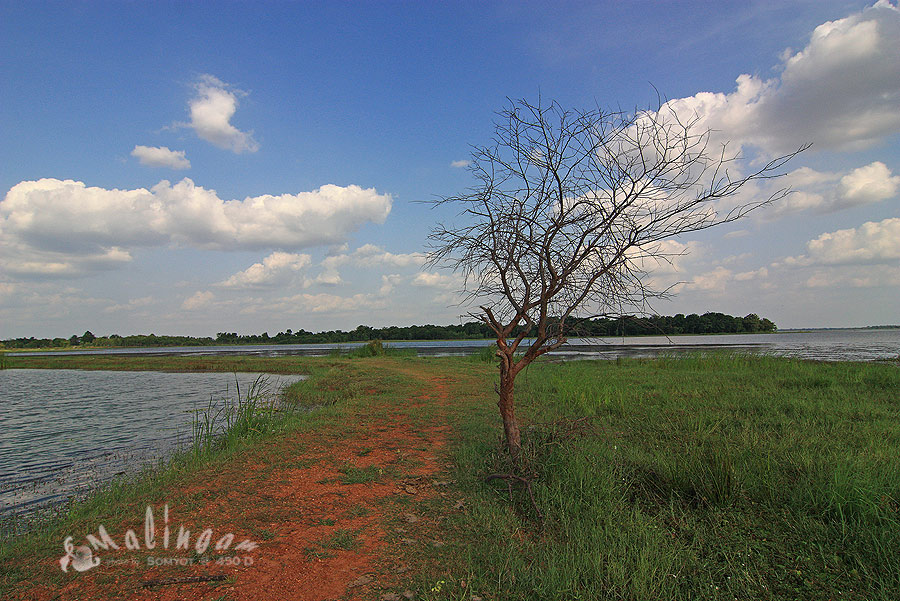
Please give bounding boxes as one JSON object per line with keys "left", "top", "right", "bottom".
{"left": 188, "top": 374, "right": 288, "bottom": 460}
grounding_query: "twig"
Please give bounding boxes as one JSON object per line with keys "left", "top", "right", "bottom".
{"left": 485, "top": 473, "right": 543, "bottom": 522}
{"left": 141, "top": 574, "right": 227, "bottom": 588}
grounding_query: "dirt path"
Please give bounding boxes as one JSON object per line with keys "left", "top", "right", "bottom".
{"left": 24, "top": 364, "right": 463, "bottom": 601}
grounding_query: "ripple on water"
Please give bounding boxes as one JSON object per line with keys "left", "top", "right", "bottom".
{"left": 0, "top": 370, "right": 305, "bottom": 519}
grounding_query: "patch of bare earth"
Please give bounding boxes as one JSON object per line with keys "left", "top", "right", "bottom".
{"left": 20, "top": 375, "right": 454, "bottom": 601}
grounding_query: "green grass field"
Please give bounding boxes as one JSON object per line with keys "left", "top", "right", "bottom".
{"left": 437, "top": 353, "right": 900, "bottom": 600}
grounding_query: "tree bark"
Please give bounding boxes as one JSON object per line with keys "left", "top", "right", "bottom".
{"left": 498, "top": 363, "right": 522, "bottom": 460}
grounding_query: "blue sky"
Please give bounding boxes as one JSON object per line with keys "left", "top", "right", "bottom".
{"left": 1, "top": 0, "right": 898, "bottom": 338}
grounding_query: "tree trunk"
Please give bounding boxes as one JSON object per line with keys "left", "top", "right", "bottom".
{"left": 498, "top": 363, "right": 522, "bottom": 461}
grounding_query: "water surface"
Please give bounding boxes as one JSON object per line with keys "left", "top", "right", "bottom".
{"left": 0, "top": 370, "right": 304, "bottom": 518}
{"left": 11, "top": 329, "right": 898, "bottom": 361}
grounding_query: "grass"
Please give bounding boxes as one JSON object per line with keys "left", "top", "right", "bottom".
{"left": 303, "top": 529, "right": 363, "bottom": 560}
{"left": 338, "top": 464, "right": 388, "bottom": 485}
{"left": 434, "top": 353, "right": 900, "bottom": 600}
{"left": 346, "top": 339, "right": 417, "bottom": 358}
{"left": 188, "top": 374, "right": 289, "bottom": 461}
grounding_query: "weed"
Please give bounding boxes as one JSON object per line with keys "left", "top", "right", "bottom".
{"left": 345, "top": 504, "right": 370, "bottom": 518}
{"left": 469, "top": 343, "right": 499, "bottom": 363}
{"left": 321, "top": 528, "right": 361, "bottom": 551}
{"left": 338, "top": 464, "right": 386, "bottom": 485}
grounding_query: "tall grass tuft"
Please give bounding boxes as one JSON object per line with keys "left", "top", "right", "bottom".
{"left": 469, "top": 343, "right": 499, "bottom": 363}
{"left": 349, "top": 339, "right": 387, "bottom": 357}
{"left": 345, "top": 340, "right": 416, "bottom": 359}
{"left": 188, "top": 374, "right": 286, "bottom": 461}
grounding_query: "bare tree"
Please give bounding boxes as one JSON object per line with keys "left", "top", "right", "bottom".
{"left": 427, "top": 97, "right": 806, "bottom": 460}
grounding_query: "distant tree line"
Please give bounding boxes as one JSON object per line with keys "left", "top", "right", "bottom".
{"left": 1, "top": 312, "right": 775, "bottom": 349}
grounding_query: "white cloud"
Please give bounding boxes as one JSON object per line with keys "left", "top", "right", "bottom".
{"left": 379, "top": 274, "right": 403, "bottom": 296}
{"left": 838, "top": 161, "right": 900, "bottom": 204}
{"left": 349, "top": 244, "right": 425, "bottom": 267}
{"left": 244, "top": 292, "right": 385, "bottom": 315}
{"left": 629, "top": 239, "right": 702, "bottom": 276}
{"left": 768, "top": 161, "right": 899, "bottom": 217}
{"left": 805, "top": 265, "right": 900, "bottom": 288}
{"left": 0, "top": 178, "right": 392, "bottom": 278}
{"left": 309, "top": 244, "right": 424, "bottom": 285}
{"left": 734, "top": 267, "right": 768, "bottom": 281}
{"left": 218, "top": 252, "right": 311, "bottom": 289}
{"left": 450, "top": 160, "right": 471, "bottom": 168}
{"left": 103, "top": 296, "right": 156, "bottom": 313}
{"left": 131, "top": 145, "right": 191, "bottom": 169}
{"left": 660, "top": 1, "right": 900, "bottom": 154}
{"left": 186, "top": 75, "right": 258, "bottom": 153}
{"left": 804, "top": 218, "right": 900, "bottom": 265}
{"left": 182, "top": 290, "right": 214, "bottom": 310}
{"left": 412, "top": 272, "right": 459, "bottom": 289}
{"left": 778, "top": 217, "right": 900, "bottom": 269}
{"left": 689, "top": 266, "right": 733, "bottom": 292}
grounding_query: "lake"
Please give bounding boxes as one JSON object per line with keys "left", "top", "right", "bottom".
{"left": 0, "top": 370, "right": 304, "bottom": 522}
{"left": 8, "top": 328, "right": 900, "bottom": 361}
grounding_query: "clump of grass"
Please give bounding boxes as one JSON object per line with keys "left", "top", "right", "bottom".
{"left": 469, "top": 343, "right": 499, "bottom": 363}
{"left": 345, "top": 504, "right": 369, "bottom": 518}
{"left": 338, "top": 464, "right": 386, "bottom": 485}
{"left": 188, "top": 375, "right": 287, "bottom": 461}
{"left": 303, "top": 528, "right": 362, "bottom": 559}
{"left": 346, "top": 340, "right": 416, "bottom": 359}
{"left": 349, "top": 339, "right": 387, "bottom": 357}
{"left": 321, "top": 528, "right": 361, "bottom": 551}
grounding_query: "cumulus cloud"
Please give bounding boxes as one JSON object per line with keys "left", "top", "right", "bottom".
{"left": 795, "top": 217, "right": 900, "bottom": 265}
{"left": 379, "top": 274, "right": 403, "bottom": 296}
{"left": 182, "top": 290, "right": 214, "bottom": 310}
{"left": 103, "top": 296, "right": 155, "bottom": 313}
{"left": 186, "top": 75, "right": 258, "bottom": 153}
{"left": 349, "top": 244, "right": 425, "bottom": 267}
{"left": 689, "top": 266, "right": 734, "bottom": 292}
{"left": 768, "top": 161, "right": 899, "bottom": 217}
{"left": 805, "top": 265, "right": 900, "bottom": 288}
{"left": 0, "top": 178, "right": 392, "bottom": 278}
{"left": 777, "top": 217, "right": 900, "bottom": 276}
{"left": 131, "top": 145, "right": 191, "bottom": 169}
{"left": 218, "top": 252, "right": 311, "bottom": 289}
{"left": 310, "top": 244, "right": 424, "bottom": 286}
{"left": 838, "top": 161, "right": 900, "bottom": 204}
{"left": 629, "top": 239, "right": 701, "bottom": 276}
{"left": 660, "top": 1, "right": 900, "bottom": 154}
{"left": 412, "top": 272, "right": 459, "bottom": 290}
{"left": 240, "top": 292, "right": 385, "bottom": 315}
{"left": 734, "top": 267, "right": 768, "bottom": 281}
{"left": 450, "top": 160, "right": 471, "bottom": 168}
